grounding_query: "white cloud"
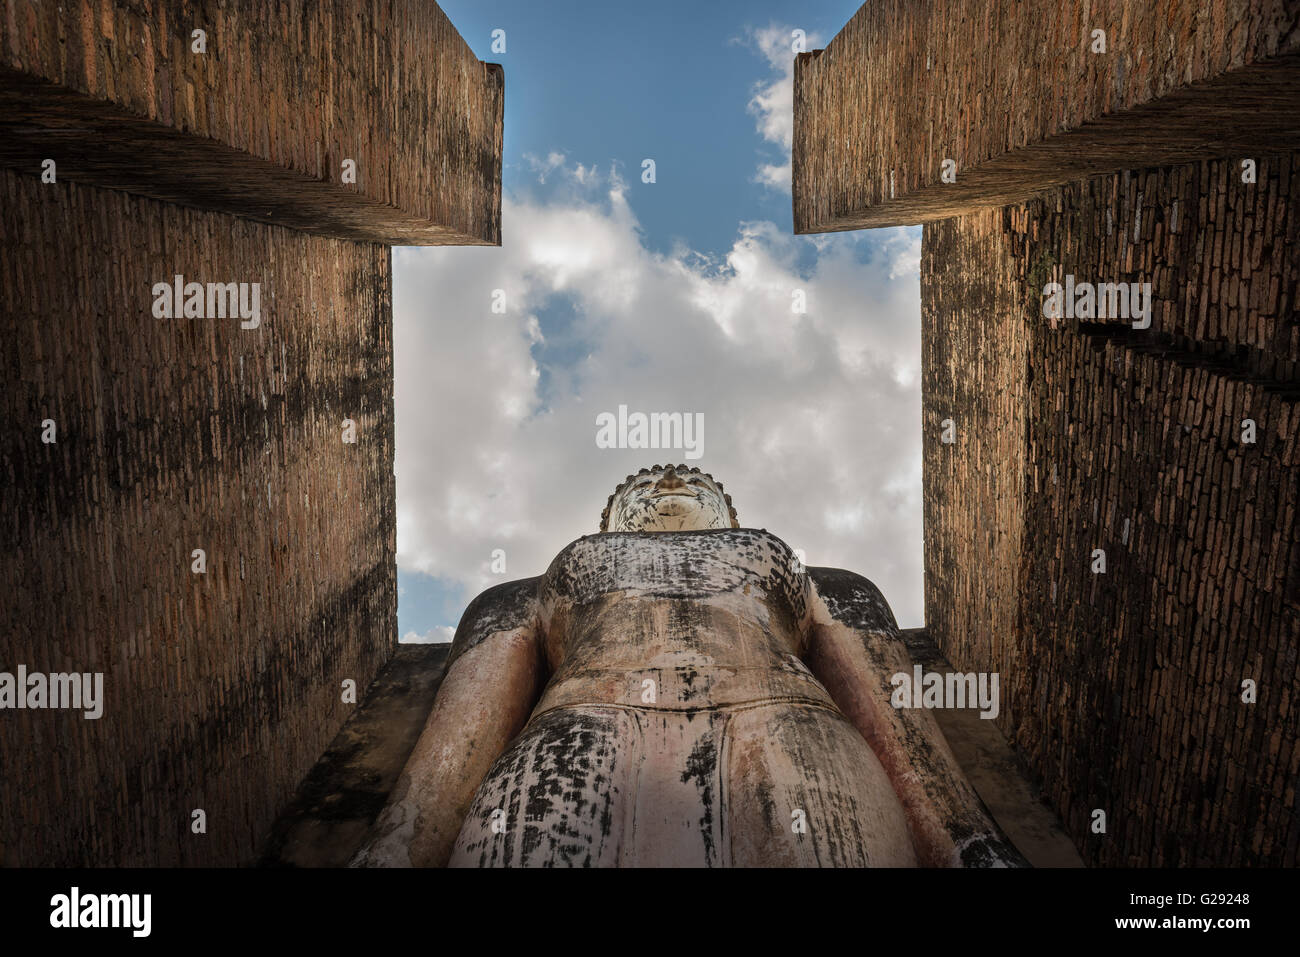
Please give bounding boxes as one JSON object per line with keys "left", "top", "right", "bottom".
{"left": 402, "top": 627, "right": 456, "bottom": 645}
{"left": 754, "top": 161, "right": 792, "bottom": 191}
{"left": 520, "top": 151, "right": 605, "bottom": 190}
{"left": 742, "top": 24, "right": 823, "bottom": 193}
{"left": 393, "top": 162, "right": 924, "bottom": 629}
{"left": 522, "top": 151, "right": 567, "bottom": 184}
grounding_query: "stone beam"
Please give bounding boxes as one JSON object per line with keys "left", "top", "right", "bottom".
{"left": 0, "top": 0, "right": 502, "bottom": 245}
{"left": 793, "top": 0, "right": 1300, "bottom": 232}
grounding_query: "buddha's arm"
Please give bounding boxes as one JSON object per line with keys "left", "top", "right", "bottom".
{"left": 349, "top": 578, "right": 547, "bottom": 867}
{"left": 803, "top": 567, "right": 1028, "bottom": 868}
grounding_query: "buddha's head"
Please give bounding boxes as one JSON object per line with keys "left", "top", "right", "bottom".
{"left": 600, "top": 465, "right": 739, "bottom": 533}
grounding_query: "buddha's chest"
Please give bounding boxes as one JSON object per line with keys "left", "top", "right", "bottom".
{"left": 539, "top": 529, "right": 811, "bottom": 625}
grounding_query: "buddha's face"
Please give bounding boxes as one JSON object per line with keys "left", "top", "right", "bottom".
{"left": 605, "top": 466, "right": 735, "bottom": 532}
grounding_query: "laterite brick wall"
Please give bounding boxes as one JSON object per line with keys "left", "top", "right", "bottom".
{"left": 922, "top": 154, "right": 1299, "bottom": 865}
{"left": 921, "top": 210, "right": 1027, "bottom": 699}
{"left": 0, "top": 170, "right": 396, "bottom": 865}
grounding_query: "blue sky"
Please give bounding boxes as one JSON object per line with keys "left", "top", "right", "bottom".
{"left": 397, "top": 1, "right": 924, "bottom": 641}
{"left": 441, "top": 0, "right": 864, "bottom": 253}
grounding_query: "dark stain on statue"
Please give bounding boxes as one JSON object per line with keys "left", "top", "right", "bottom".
{"left": 681, "top": 732, "right": 719, "bottom": 865}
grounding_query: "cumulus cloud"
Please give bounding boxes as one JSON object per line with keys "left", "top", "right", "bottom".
{"left": 402, "top": 627, "right": 456, "bottom": 645}
{"left": 741, "top": 24, "right": 823, "bottom": 193}
{"left": 393, "top": 163, "right": 924, "bottom": 631}
{"left": 522, "top": 151, "right": 566, "bottom": 184}
{"left": 521, "top": 151, "right": 600, "bottom": 188}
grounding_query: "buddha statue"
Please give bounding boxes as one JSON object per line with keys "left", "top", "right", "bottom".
{"left": 352, "top": 465, "right": 1026, "bottom": 867}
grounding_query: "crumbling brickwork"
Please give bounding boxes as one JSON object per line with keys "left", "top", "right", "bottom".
{"left": 794, "top": 0, "right": 1300, "bottom": 231}
{"left": 0, "top": 169, "right": 396, "bottom": 866}
{"left": 922, "top": 153, "right": 1300, "bottom": 865}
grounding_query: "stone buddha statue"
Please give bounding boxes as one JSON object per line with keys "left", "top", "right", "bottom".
{"left": 352, "top": 465, "right": 1026, "bottom": 867}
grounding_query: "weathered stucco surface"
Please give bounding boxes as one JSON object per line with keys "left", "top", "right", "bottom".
{"left": 354, "top": 468, "right": 1024, "bottom": 868}
{"left": 261, "top": 645, "right": 452, "bottom": 868}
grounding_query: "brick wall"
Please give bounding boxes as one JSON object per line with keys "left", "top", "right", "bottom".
{"left": 0, "top": 170, "right": 396, "bottom": 865}
{"left": 922, "top": 154, "right": 1299, "bottom": 865}
{"left": 921, "top": 210, "right": 1027, "bottom": 698}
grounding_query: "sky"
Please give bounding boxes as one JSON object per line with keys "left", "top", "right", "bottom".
{"left": 396, "top": 0, "right": 924, "bottom": 641}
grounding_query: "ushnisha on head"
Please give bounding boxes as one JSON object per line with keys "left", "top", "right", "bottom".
{"left": 600, "top": 465, "right": 739, "bottom": 533}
